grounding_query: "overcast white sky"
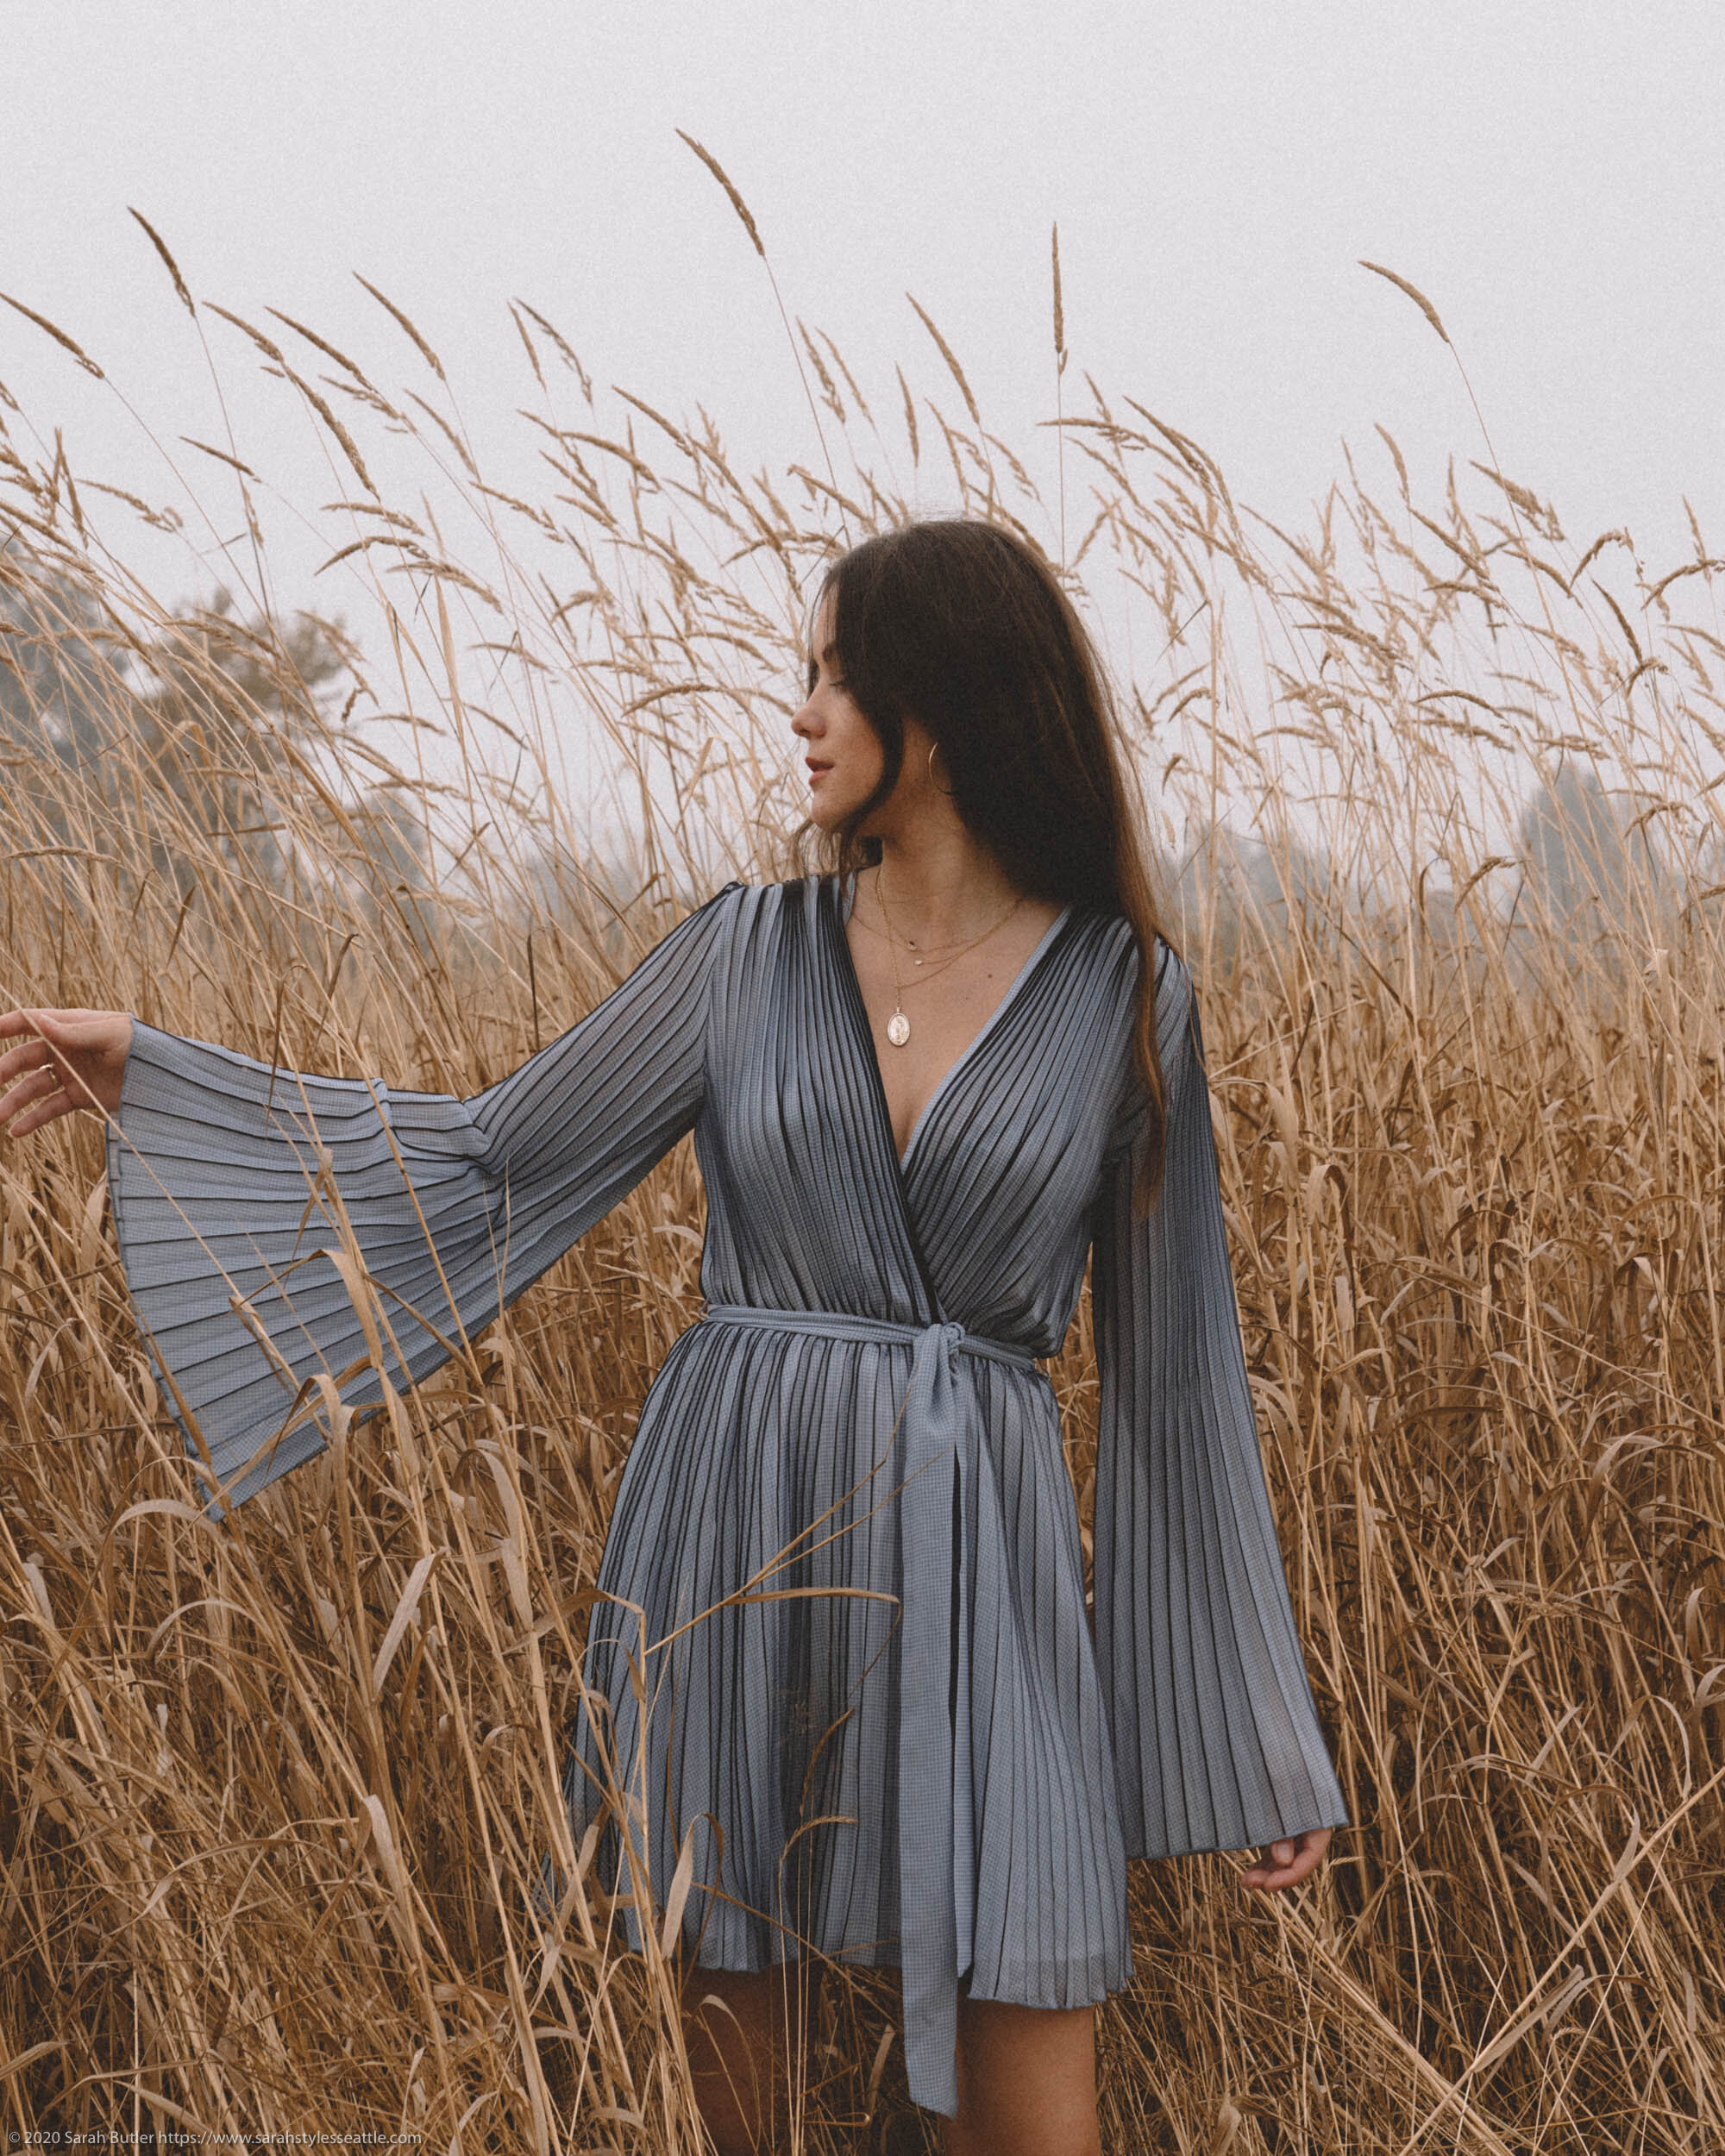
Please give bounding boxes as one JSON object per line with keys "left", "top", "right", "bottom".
{"left": 6, "top": 0, "right": 1721, "bottom": 647}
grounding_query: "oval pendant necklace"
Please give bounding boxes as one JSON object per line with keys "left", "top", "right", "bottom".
{"left": 875, "top": 861, "right": 1025, "bottom": 1048}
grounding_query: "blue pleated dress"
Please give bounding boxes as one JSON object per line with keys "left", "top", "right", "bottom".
{"left": 104, "top": 869, "right": 1349, "bottom": 2117}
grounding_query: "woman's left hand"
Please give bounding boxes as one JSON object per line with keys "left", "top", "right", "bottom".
{"left": 1239, "top": 1826, "right": 1331, "bottom": 1891}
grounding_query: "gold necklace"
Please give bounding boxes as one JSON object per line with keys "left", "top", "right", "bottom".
{"left": 874, "top": 862, "right": 1026, "bottom": 1047}
{"left": 849, "top": 911, "right": 996, "bottom": 958}
{"left": 875, "top": 862, "right": 1026, "bottom": 967}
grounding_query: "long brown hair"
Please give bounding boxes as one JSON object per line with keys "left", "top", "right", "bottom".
{"left": 789, "top": 517, "right": 1176, "bottom": 1214}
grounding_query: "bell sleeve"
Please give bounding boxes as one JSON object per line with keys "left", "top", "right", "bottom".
{"left": 104, "top": 880, "right": 744, "bottom": 1520}
{"left": 1088, "top": 938, "right": 1350, "bottom": 1858}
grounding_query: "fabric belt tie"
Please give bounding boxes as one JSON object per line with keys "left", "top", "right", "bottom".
{"left": 699, "top": 1300, "right": 1040, "bottom": 2121}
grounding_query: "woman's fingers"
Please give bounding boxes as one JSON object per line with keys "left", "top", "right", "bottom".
{"left": 0, "top": 1006, "right": 91, "bottom": 1041}
{"left": 0, "top": 1011, "right": 62, "bottom": 1082}
{"left": 1240, "top": 1842, "right": 1301, "bottom": 1890}
{"left": 0, "top": 1009, "right": 133, "bottom": 1131}
{"left": 0, "top": 1025, "right": 67, "bottom": 1127}
{"left": 0, "top": 1061, "right": 68, "bottom": 1123}
{"left": 0, "top": 1010, "right": 85, "bottom": 1086}
{"left": 1239, "top": 1826, "right": 1331, "bottom": 1892}
{"left": 0, "top": 1069, "right": 78, "bottom": 1138}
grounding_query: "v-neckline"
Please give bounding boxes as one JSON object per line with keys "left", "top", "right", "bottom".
{"left": 827, "top": 868, "right": 1074, "bottom": 1175}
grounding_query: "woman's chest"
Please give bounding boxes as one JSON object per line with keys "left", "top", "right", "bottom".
{"left": 699, "top": 897, "right": 1132, "bottom": 1254}
{"left": 840, "top": 902, "right": 1069, "bottom": 1163}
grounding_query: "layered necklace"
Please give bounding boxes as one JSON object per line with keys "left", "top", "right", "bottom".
{"left": 864, "top": 860, "right": 1026, "bottom": 1047}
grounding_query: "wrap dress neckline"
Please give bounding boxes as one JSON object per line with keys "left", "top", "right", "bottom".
{"left": 827, "top": 865, "right": 1077, "bottom": 1186}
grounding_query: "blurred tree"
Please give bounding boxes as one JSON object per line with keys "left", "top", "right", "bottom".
{"left": 0, "top": 542, "right": 123, "bottom": 802}
{"left": 1515, "top": 761, "right": 1672, "bottom": 974}
{"left": 1169, "top": 818, "right": 1334, "bottom": 967}
{"left": 2, "top": 530, "right": 430, "bottom": 899}
{"left": 2, "top": 532, "right": 439, "bottom": 995}
{"left": 122, "top": 590, "right": 352, "bottom": 898}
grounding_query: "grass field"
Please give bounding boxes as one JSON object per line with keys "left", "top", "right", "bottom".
{"left": 2, "top": 236, "right": 1723, "bottom": 2150}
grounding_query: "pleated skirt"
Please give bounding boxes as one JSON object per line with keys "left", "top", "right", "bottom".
{"left": 559, "top": 1313, "right": 1132, "bottom": 2007}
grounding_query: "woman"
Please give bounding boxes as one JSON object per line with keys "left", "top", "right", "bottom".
{"left": 0, "top": 518, "right": 1346, "bottom": 2156}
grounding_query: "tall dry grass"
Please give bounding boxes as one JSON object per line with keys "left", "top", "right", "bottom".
{"left": 1, "top": 221, "right": 1723, "bottom": 2152}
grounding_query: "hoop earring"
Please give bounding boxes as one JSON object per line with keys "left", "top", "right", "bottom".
{"left": 927, "top": 741, "right": 956, "bottom": 798}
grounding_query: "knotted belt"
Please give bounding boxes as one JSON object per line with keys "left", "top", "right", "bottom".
{"left": 699, "top": 1301, "right": 1042, "bottom": 2121}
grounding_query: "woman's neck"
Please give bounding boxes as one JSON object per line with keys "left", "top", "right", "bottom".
{"left": 858, "top": 831, "right": 1023, "bottom": 949}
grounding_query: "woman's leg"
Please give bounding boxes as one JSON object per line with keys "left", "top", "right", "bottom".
{"left": 681, "top": 1961, "right": 821, "bottom": 2155}
{"left": 945, "top": 1995, "right": 1101, "bottom": 2156}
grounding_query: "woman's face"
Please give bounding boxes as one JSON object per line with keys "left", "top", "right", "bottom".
{"left": 792, "top": 600, "right": 888, "bottom": 831}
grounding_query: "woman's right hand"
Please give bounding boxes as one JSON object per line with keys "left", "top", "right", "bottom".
{"left": 0, "top": 1009, "right": 135, "bottom": 1138}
